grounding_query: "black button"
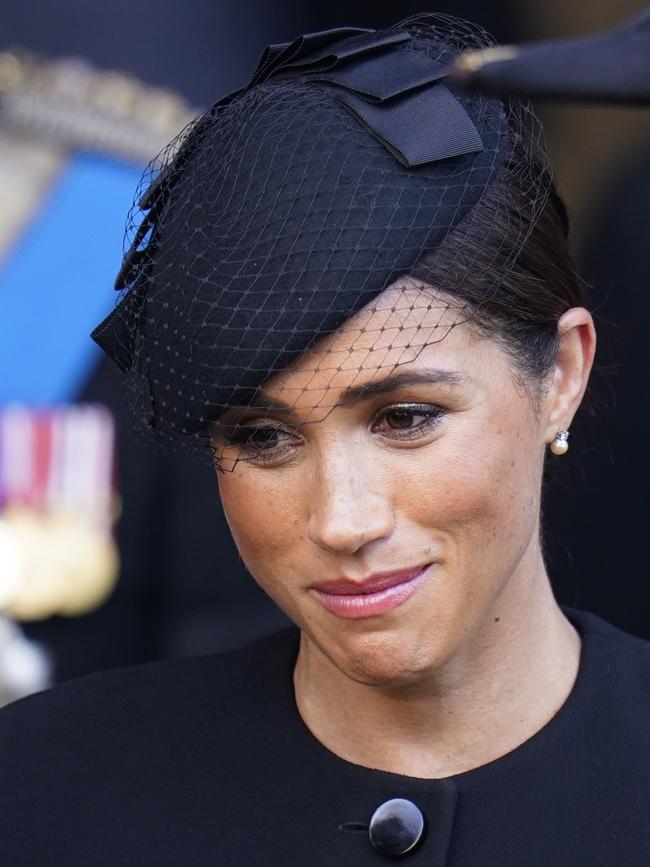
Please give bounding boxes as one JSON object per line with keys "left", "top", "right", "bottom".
{"left": 368, "top": 798, "right": 425, "bottom": 858}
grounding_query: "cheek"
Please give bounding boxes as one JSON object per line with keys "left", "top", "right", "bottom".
{"left": 218, "top": 471, "right": 304, "bottom": 600}
{"left": 395, "top": 406, "right": 542, "bottom": 572}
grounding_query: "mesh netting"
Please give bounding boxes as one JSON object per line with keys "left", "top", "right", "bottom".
{"left": 91, "top": 14, "right": 552, "bottom": 471}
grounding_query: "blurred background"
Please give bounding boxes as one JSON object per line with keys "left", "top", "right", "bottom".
{"left": 0, "top": 0, "right": 648, "bottom": 701}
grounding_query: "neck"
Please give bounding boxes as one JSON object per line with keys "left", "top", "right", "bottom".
{"left": 293, "top": 553, "right": 581, "bottom": 779}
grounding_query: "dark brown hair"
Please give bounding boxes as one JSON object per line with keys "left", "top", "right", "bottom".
{"left": 413, "top": 165, "right": 587, "bottom": 389}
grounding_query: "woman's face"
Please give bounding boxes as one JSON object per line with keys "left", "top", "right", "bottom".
{"left": 216, "top": 285, "right": 560, "bottom": 686}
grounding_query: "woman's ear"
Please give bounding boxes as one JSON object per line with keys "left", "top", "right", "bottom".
{"left": 543, "top": 307, "right": 596, "bottom": 443}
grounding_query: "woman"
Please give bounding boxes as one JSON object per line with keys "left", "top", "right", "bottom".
{"left": 1, "top": 15, "right": 648, "bottom": 865}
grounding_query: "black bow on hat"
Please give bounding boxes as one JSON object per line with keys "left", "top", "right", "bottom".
{"left": 248, "top": 26, "right": 483, "bottom": 167}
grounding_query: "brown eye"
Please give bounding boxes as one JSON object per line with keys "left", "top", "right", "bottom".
{"left": 384, "top": 409, "right": 417, "bottom": 430}
{"left": 372, "top": 404, "right": 445, "bottom": 440}
{"left": 221, "top": 424, "right": 281, "bottom": 450}
{"left": 246, "top": 427, "right": 286, "bottom": 450}
{"left": 221, "top": 422, "right": 300, "bottom": 464}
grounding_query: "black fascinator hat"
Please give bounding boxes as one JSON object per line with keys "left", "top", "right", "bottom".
{"left": 91, "top": 14, "right": 552, "bottom": 466}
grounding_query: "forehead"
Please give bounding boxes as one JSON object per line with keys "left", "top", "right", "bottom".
{"left": 262, "top": 281, "right": 475, "bottom": 413}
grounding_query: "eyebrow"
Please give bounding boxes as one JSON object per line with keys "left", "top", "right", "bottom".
{"left": 230, "top": 368, "right": 465, "bottom": 418}
{"left": 338, "top": 368, "right": 464, "bottom": 404}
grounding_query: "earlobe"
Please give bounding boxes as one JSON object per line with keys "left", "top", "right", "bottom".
{"left": 544, "top": 307, "right": 596, "bottom": 445}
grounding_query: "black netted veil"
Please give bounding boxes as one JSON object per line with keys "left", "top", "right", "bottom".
{"left": 91, "top": 14, "right": 551, "bottom": 469}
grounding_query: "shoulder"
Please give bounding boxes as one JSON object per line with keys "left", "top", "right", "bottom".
{"left": 0, "top": 625, "right": 299, "bottom": 766}
{"left": 0, "top": 629, "right": 302, "bottom": 862}
{"left": 567, "top": 605, "right": 650, "bottom": 721}
{"left": 570, "top": 605, "right": 650, "bottom": 668}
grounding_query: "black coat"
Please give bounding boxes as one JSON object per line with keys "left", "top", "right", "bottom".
{"left": 1, "top": 606, "right": 649, "bottom": 865}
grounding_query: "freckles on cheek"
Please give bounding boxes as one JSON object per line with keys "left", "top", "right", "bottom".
{"left": 402, "top": 417, "right": 534, "bottom": 552}
{"left": 445, "top": 425, "right": 538, "bottom": 563}
{"left": 218, "top": 473, "right": 302, "bottom": 579}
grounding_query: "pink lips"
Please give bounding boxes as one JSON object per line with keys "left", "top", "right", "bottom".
{"left": 310, "top": 565, "right": 430, "bottom": 619}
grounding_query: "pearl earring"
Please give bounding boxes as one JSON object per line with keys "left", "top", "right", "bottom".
{"left": 549, "top": 429, "right": 570, "bottom": 456}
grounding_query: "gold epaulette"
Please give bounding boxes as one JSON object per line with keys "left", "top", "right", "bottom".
{"left": 0, "top": 49, "right": 195, "bottom": 165}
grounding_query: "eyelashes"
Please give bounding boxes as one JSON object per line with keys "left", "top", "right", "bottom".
{"left": 218, "top": 403, "right": 446, "bottom": 466}
{"left": 221, "top": 421, "right": 300, "bottom": 464}
{"left": 371, "top": 404, "right": 445, "bottom": 440}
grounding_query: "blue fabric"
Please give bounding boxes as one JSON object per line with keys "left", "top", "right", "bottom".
{"left": 0, "top": 154, "right": 141, "bottom": 404}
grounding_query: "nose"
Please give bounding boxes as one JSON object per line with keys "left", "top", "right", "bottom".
{"left": 307, "top": 447, "right": 395, "bottom": 555}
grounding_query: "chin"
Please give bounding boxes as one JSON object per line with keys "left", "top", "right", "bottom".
{"left": 325, "top": 624, "right": 440, "bottom": 688}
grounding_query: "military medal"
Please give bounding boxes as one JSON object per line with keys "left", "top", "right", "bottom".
{"left": 0, "top": 405, "right": 118, "bottom": 620}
